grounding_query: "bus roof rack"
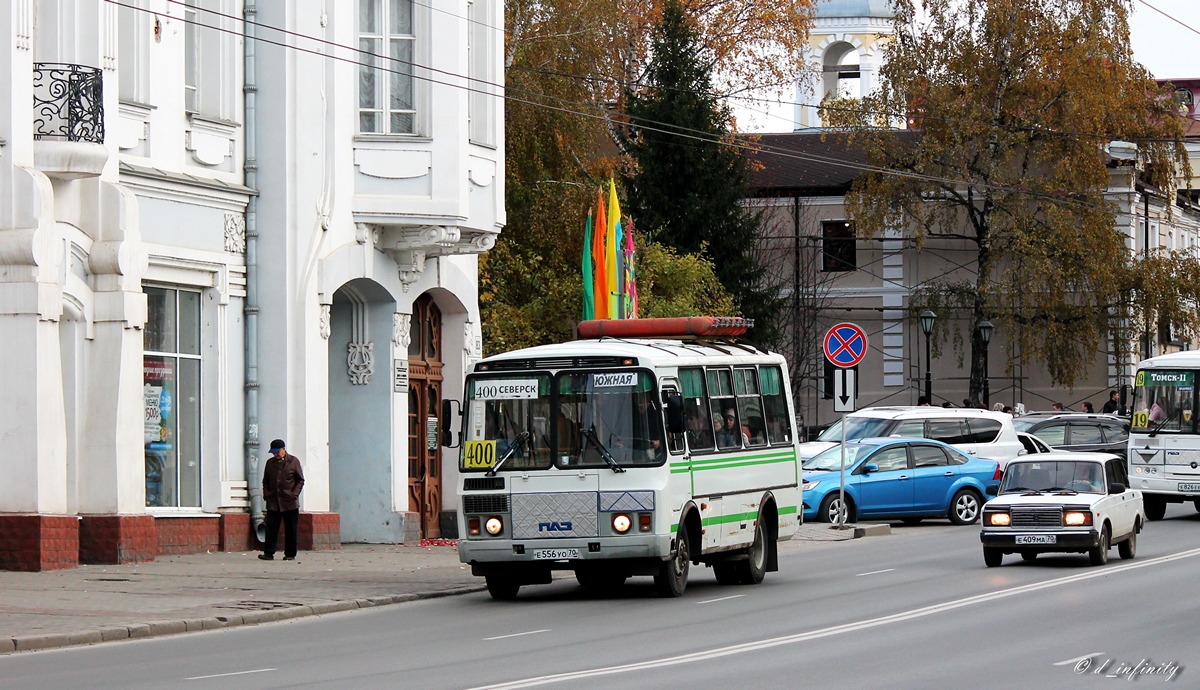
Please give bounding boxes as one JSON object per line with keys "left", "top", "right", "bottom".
{"left": 576, "top": 317, "right": 754, "bottom": 340}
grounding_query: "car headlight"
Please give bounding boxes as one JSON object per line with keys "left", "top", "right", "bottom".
{"left": 986, "top": 512, "right": 1011, "bottom": 526}
{"left": 802, "top": 481, "right": 820, "bottom": 491}
{"left": 612, "top": 513, "right": 632, "bottom": 534}
{"left": 1064, "top": 511, "right": 1092, "bottom": 526}
{"left": 485, "top": 516, "right": 504, "bottom": 535}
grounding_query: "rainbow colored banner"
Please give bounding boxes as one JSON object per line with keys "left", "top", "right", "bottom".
{"left": 583, "top": 180, "right": 638, "bottom": 320}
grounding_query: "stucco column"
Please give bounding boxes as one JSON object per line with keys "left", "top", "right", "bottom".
{"left": 78, "top": 181, "right": 149, "bottom": 516}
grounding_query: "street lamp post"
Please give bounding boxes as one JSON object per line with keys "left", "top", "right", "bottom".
{"left": 920, "top": 310, "right": 936, "bottom": 402}
{"left": 978, "top": 320, "right": 994, "bottom": 408}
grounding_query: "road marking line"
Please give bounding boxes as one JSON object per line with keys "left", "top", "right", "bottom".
{"left": 470, "top": 547, "right": 1200, "bottom": 689}
{"left": 1053, "top": 653, "right": 1105, "bottom": 666}
{"left": 855, "top": 568, "right": 895, "bottom": 576}
{"left": 485, "top": 629, "right": 550, "bottom": 641}
{"left": 185, "top": 668, "right": 276, "bottom": 681}
{"left": 697, "top": 595, "right": 745, "bottom": 604}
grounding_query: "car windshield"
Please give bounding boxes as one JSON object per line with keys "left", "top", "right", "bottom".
{"left": 804, "top": 444, "right": 870, "bottom": 471}
{"left": 1000, "top": 461, "right": 1104, "bottom": 494}
{"left": 1011, "top": 418, "right": 1040, "bottom": 432}
{"left": 817, "top": 417, "right": 896, "bottom": 442}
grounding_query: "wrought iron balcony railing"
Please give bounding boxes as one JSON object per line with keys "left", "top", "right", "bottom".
{"left": 32, "top": 63, "right": 104, "bottom": 144}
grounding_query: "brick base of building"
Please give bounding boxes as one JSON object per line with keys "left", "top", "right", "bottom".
{"left": 0, "top": 511, "right": 342, "bottom": 570}
{"left": 0, "top": 514, "right": 80, "bottom": 571}
{"left": 219, "top": 512, "right": 255, "bottom": 551}
{"left": 79, "top": 515, "right": 157, "bottom": 565}
{"left": 155, "top": 515, "right": 222, "bottom": 555}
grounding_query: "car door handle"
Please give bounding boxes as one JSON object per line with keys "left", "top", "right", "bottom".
{"left": 899, "top": 475, "right": 910, "bottom": 480}
{"left": 944, "top": 471, "right": 955, "bottom": 476}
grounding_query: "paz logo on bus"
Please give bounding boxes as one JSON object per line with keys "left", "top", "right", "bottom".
{"left": 538, "top": 521, "right": 573, "bottom": 532}
{"left": 824, "top": 323, "right": 868, "bottom": 368}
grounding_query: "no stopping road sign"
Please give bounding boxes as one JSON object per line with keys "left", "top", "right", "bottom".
{"left": 824, "top": 323, "right": 868, "bottom": 368}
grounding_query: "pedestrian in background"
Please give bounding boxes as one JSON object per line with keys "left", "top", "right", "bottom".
{"left": 260, "top": 439, "right": 304, "bottom": 561}
{"left": 1082, "top": 401, "right": 1095, "bottom": 413}
{"left": 1102, "top": 390, "right": 1120, "bottom": 414}
{"left": 1052, "top": 402, "right": 1065, "bottom": 412}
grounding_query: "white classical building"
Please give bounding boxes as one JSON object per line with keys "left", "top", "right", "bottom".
{"left": 0, "top": 0, "right": 503, "bottom": 570}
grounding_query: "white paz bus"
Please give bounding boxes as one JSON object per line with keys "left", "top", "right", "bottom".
{"left": 443, "top": 317, "right": 802, "bottom": 599}
{"left": 1129, "top": 350, "right": 1200, "bottom": 520}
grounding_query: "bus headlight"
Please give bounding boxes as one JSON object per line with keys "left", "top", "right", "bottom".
{"left": 1064, "top": 511, "right": 1092, "bottom": 526}
{"left": 485, "top": 516, "right": 504, "bottom": 535}
{"left": 612, "top": 513, "right": 632, "bottom": 534}
{"left": 986, "top": 512, "right": 1011, "bottom": 526}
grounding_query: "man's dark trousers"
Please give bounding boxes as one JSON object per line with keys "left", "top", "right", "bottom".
{"left": 263, "top": 508, "right": 300, "bottom": 558}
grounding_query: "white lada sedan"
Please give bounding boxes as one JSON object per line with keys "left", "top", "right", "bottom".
{"left": 980, "top": 453, "right": 1144, "bottom": 567}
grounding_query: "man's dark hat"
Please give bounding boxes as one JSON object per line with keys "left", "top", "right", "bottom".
{"left": 269, "top": 439, "right": 286, "bottom": 451}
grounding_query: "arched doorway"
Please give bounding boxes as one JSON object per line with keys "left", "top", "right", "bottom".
{"left": 408, "top": 293, "right": 443, "bottom": 538}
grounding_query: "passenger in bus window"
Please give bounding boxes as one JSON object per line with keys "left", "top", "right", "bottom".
{"left": 686, "top": 405, "right": 714, "bottom": 450}
{"left": 1149, "top": 398, "right": 1167, "bottom": 422}
{"left": 717, "top": 408, "right": 747, "bottom": 448}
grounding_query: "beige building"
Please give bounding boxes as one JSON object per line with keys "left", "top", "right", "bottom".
{"left": 747, "top": 1, "right": 1200, "bottom": 435}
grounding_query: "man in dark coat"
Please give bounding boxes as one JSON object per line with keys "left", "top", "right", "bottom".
{"left": 260, "top": 439, "right": 305, "bottom": 561}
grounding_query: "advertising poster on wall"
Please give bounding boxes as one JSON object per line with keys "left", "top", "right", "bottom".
{"left": 143, "top": 357, "right": 175, "bottom": 506}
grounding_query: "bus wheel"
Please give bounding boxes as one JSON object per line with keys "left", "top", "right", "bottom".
{"left": 733, "top": 520, "right": 767, "bottom": 585}
{"left": 485, "top": 575, "right": 520, "bottom": 601}
{"left": 655, "top": 526, "right": 690, "bottom": 597}
{"left": 1194, "top": 499, "right": 1200, "bottom": 514}
{"left": 1145, "top": 497, "right": 1167, "bottom": 521}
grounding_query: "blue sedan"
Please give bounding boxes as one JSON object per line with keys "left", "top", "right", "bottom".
{"left": 802, "top": 437, "right": 1001, "bottom": 525}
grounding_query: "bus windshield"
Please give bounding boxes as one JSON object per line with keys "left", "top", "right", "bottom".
{"left": 461, "top": 375, "right": 553, "bottom": 471}
{"left": 1131, "top": 370, "right": 1195, "bottom": 433}
{"left": 556, "top": 371, "right": 664, "bottom": 468}
{"left": 459, "top": 370, "right": 665, "bottom": 472}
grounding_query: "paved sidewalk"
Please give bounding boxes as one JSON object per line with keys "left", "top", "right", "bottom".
{"left": 0, "top": 522, "right": 874, "bottom": 656}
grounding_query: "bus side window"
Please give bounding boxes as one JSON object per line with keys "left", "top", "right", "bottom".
{"left": 760, "top": 365, "right": 792, "bottom": 445}
{"left": 708, "top": 368, "right": 741, "bottom": 450}
{"left": 680, "top": 368, "right": 715, "bottom": 452}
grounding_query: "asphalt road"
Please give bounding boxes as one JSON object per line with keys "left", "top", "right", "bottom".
{"left": 4, "top": 506, "right": 1199, "bottom": 690}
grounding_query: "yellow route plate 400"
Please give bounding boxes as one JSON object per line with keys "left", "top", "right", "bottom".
{"left": 464, "top": 440, "right": 497, "bottom": 468}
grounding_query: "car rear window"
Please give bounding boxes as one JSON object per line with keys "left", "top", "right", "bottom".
{"left": 1100, "top": 421, "right": 1128, "bottom": 443}
{"left": 1033, "top": 423, "right": 1066, "bottom": 445}
{"left": 1069, "top": 424, "right": 1104, "bottom": 444}
{"left": 927, "top": 419, "right": 970, "bottom": 445}
{"left": 963, "top": 418, "right": 1002, "bottom": 443}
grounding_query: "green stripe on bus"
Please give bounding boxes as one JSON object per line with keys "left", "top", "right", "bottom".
{"left": 672, "top": 505, "right": 799, "bottom": 532}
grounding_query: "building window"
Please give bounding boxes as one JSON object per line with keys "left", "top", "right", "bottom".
{"left": 467, "top": 0, "right": 496, "bottom": 146}
{"left": 359, "top": 0, "right": 416, "bottom": 135}
{"left": 182, "top": 0, "right": 232, "bottom": 118}
{"left": 144, "top": 287, "right": 202, "bottom": 508}
{"left": 822, "top": 220, "right": 856, "bottom": 272}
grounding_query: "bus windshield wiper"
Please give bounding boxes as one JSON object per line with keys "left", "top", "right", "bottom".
{"left": 583, "top": 426, "right": 626, "bottom": 473}
{"left": 486, "top": 431, "right": 530, "bottom": 477}
{"left": 1149, "top": 407, "right": 1181, "bottom": 437}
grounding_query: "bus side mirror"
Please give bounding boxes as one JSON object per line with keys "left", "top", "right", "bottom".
{"left": 440, "top": 399, "right": 461, "bottom": 448}
{"left": 665, "top": 394, "right": 685, "bottom": 434}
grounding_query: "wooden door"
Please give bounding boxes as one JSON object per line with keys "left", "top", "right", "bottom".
{"left": 407, "top": 295, "right": 443, "bottom": 539}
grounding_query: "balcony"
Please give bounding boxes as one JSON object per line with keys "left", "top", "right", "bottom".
{"left": 33, "top": 63, "right": 108, "bottom": 179}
